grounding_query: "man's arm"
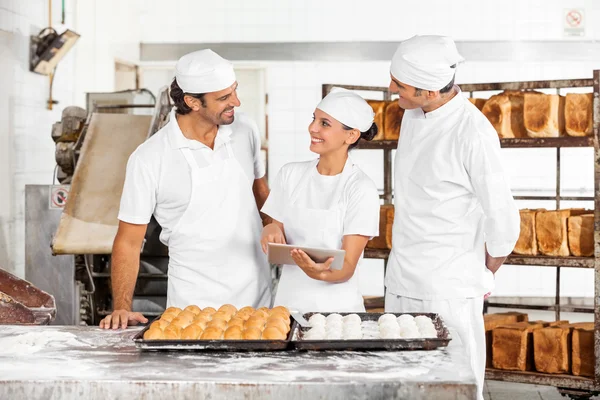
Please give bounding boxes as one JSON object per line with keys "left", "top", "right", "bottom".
{"left": 99, "top": 221, "right": 148, "bottom": 329}
{"left": 253, "top": 176, "right": 272, "bottom": 226}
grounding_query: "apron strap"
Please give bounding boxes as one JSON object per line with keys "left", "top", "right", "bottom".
{"left": 180, "top": 148, "right": 198, "bottom": 172}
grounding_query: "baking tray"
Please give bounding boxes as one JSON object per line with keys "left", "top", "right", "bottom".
{"left": 133, "top": 315, "right": 298, "bottom": 352}
{"left": 292, "top": 312, "right": 451, "bottom": 351}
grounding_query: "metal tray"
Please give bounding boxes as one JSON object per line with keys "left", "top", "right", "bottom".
{"left": 133, "top": 315, "right": 298, "bottom": 352}
{"left": 292, "top": 312, "right": 451, "bottom": 351}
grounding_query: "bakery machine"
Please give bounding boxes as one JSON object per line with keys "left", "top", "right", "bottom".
{"left": 25, "top": 87, "right": 173, "bottom": 325}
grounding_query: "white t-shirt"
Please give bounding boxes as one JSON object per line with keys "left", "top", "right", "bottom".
{"left": 118, "top": 110, "right": 265, "bottom": 245}
{"left": 262, "top": 160, "right": 381, "bottom": 239}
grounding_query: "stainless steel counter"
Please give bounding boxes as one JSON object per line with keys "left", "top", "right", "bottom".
{"left": 0, "top": 325, "right": 476, "bottom": 399}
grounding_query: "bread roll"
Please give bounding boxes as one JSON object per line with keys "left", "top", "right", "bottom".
{"left": 183, "top": 305, "right": 202, "bottom": 315}
{"left": 206, "top": 318, "right": 228, "bottom": 331}
{"left": 201, "top": 327, "right": 223, "bottom": 340}
{"left": 237, "top": 306, "right": 255, "bottom": 314}
{"left": 193, "top": 314, "right": 212, "bottom": 324}
{"left": 513, "top": 209, "right": 544, "bottom": 256}
{"left": 164, "top": 307, "right": 182, "bottom": 315}
{"left": 177, "top": 311, "right": 196, "bottom": 322}
{"left": 482, "top": 94, "right": 513, "bottom": 138}
{"left": 266, "top": 318, "right": 290, "bottom": 335}
{"left": 367, "top": 205, "right": 394, "bottom": 249}
{"left": 245, "top": 318, "right": 266, "bottom": 331}
{"left": 218, "top": 304, "right": 238, "bottom": 315}
{"left": 181, "top": 324, "right": 203, "bottom": 340}
{"left": 384, "top": 101, "right": 404, "bottom": 140}
{"left": 252, "top": 309, "right": 270, "bottom": 319}
{"left": 267, "top": 312, "right": 290, "bottom": 325}
{"left": 163, "top": 326, "right": 181, "bottom": 340}
{"left": 212, "top": 311, "right": 232, "bottom": 321}
{"left": 193, "top": 320, "right": 207, "bottom": 330}
{"left": 468, "top": 98, "right": 487, "bottom": 111}
{"left": 565, "top": 93, "right": 593, "bottom": 137}
{"left": 269, "top": 306, "right": 290, "bottom": 317}
{"left": 568, "top": 214, "right": 594, "bottom": 257}
{"left": 366, "top": 100, "right": 386, "bottom": 140}
{"left": 150, "top": 319, "right": 170, "bottom": 330}
{"left": 224, "top": 326, "right": 243, "bottom": 340}
{"left": 160, "top": 313, "right": 176, "bottom": 323}
{"left": 143, "top": 327, "right": 164, "bottom": 340}
{"left": 536, "top": 209, "right": 588, "bottom": 256}
{"left": 262, "top": 326, "right": 287, "bottom": 340}
{"left": 170, "top": 317, "right": 192, "bottom": 330}
{"left": 234, "top": 311, "right": 253, "bottom": 321}
{"left": 524, "top": 93, "right": 565, "bottom": 137}
{"left": 201, "top": 307, "right": 217, "bottom": 315}
{"left": 243, "top": 327, "right": 263, "bottom": 340}
{"left": 227, "top": 317, "right": 245, "bottom": 329}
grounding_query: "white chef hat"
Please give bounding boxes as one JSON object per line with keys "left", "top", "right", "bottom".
{"left": 390, "top": 35, "right": 464, "bottom": 91}
{"left": 175, "top": 49, "right": 236, "bottom": 94}
{"left": 316, "top": 88, "right": 374, "bottom": 132}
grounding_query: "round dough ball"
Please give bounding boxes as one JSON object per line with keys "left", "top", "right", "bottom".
{"left": 244, "top": 318, "right": 266, "bottom": 331}
{"left": 200, "top": 327, "right": 223, "bottom": 340}
{"left": 308, "top": 313, "right": 326, "bottom": 328}
{"left": 212, "top": 311, "right": 232, "bottom": 322}
{"left": 224, "top": 326, "right": 243, "bottom": 340}
{"left": 380, "top": 325, "right": 401, "bottom": 339}
{"left": 396, "top": 314, "right": 415, "bottom": 325}
{"left": 342, "top": 314, "right": 362, "bottom": 325}
{"left": 181, "top": 324, "right": 203, "bottom": 340}
{"left": 170, "top": 317, "right": 192, "bottom": 330}
{"left": 143, "top": 327, "right": 164, "bottom": 340}
{"left": 202, "top": 307, "right": 217, "bottom": 315}
{"left": 326, "top": 330, "right": 343, "bottom": 340}
{"left": 242, "top": 327, "right": 263, "bottom": 340}
{"left": 266, "top": 318, "right": 290, "bottom": 335}
{"left": 399, "top": 325, "right": 420, "bottom": 339}
{"left": 379, "top": 320, "right": 399, "bottom": 332}
{"left": 183, "top": 305, "right": 202, "bottom": 315}
{"left": 262, "top": 326, "right": 287, "bottom": 340}
{"left": 206, "top": 319, "right": 228, "bottom": 331}
{"left": 326, "top": 321, "right": 343, "bottom": 333}
{"left": 341, "top": 328, "right": 362, "bottom": 340}
{"left": 227, "top": 317, "right": 245, "bottom": 329}
{"left": 326, "top": 313, "right": 343, "bottom": 324}
{"left": 414, "top": 316, "right": 434, "bottom": 327}
{"left": 219, "top": 304, "right": 238, "bottom": 315}
{"left": 378, "top": 314, "right": 397, "bottom": 326}
{"left": 303, "top": 327, "right": 326, "bottom": 340}
{"left": 163, "top": 326, "right": 181, "bottom": 339}
{"left": 419, "top": 327, "right": 438, "bottom": 338}
{"left": 150, "top": 319, "right": 170, "bottom": 330}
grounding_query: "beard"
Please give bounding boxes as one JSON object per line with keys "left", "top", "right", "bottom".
{"left": 217, "top": 108, "right": 235, "bottom": 125}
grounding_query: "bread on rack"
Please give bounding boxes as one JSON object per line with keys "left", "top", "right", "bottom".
{"left": 533, "top": 325, "right": 572, "bottom": 374}
{"left": 492, "top": 321, "right": 546, "bottom": 371}
{"left": 536, "top": 209, "right": 588, "bottom": 256}
{"left": 468, "top": 98, "right": 487, "bottom": 111}
{"left": 513, "top": 209, "right": 545, "bottom": 255}
{"left": 367, "top": 205, "right": 394, "bottom": 249}
{"left": 482, "top": 94, "right": 513, "bottom": 138}
{"left": 366, "top": 100, "right": 387, "bottom": 141}
{"left": 572, "top": 323, "right": 595, "bottom": 377}
{"left": 384, "top": 101, "right": 404, "bottom": 140}
{"left": 502, "top": 90, "right": 528, "bottom": 138}
{"left": 524, "top": 93, "right": 565, "bottom": 137}
{"left": 568, "top": 214, "right": 594, "bottom": 257}
{"left": 565, "top": 93, "right": 593, "bottom": 137}
{"left": 484, "top": 313, "right": 529, "bottom": 368}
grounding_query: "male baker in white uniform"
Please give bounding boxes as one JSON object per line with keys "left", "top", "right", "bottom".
{"left": 100, "top": 49, "right": 272, "bottom": 329}
{"left": 384, "top": 35, "right": 520, "bottom": 399}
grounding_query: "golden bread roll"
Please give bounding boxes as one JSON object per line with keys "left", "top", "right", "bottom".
{"left": 143, "top": 327, "right": 164, "bottom": 340}
{"left": 181, "top": 324, "right": 203, "bottom": 340}
{"left": 164, "top": 307, "right": 182, "bottom": 315}
{"left": 243, "top": 327, "right": 262, "bottom": 340}
{"left": 245, "top": 318, "right": 266, "bottom": 331}
{"left": 212, "top": 311, "right": 232, "bottom": 321}
{"left": 150, "top": 319, "right": 170, "bottom": 330}
{"left": 183, "top": 305, "right": 202, "bottom": 315}
{"left": 202, "top": 307, "right": 217, "bottom": 315}
{"left": 201, "top": 327, "right": 223, "bottom": 340}
{"left": 219, "top": 304, "right": 238, "bottom": 314}
{"left": 269, "top": 306, "right": 290, "bottom": 316}
{"left": 266, "top": 318, "right": 290, "bottom": 334}
{"left": 234, "top": 311, "right": 252, "bottom": 321}
{"left": 227, "top": 317, "right": 245, "bottom": 329}
{"left": 268, "top": 313, "right": 290, "bottom": 325}
{"left": 238, "top": 306, "right": 255, "bottom": 314}
{"left": 262, "top": 326, "right": 287, "bottom": 340}
{"left": 193, "top": 314, "right": 212, "bottom": 323}
{"left": 207, "top": 319, "right": 228, "bottom": 331}
{"left": 193, "top": 320, "right": 208, "bottom": 330}
{"left": 224, "top": 326, "right": 244, "bottom": 340}
{"left": 252, "top": 309, "right": 269, "bottom": 319}
{"left": 170, "top": 317, "right": 192, "bottom": 330}
{"left": 163, "top": 326, "right": 181, "bottom": 339}
{"left": 176, "top": 311, "right": 196, "bottom": 322}
{"left": 160, "top": 313, "right": 176, "bottom": 323}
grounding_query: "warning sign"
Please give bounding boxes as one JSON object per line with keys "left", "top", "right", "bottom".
{"left": 564, "top": 8, "right": 585, "bottom": 37}
{"left": 49, "top": 185, "right": 69, "bottom": 209}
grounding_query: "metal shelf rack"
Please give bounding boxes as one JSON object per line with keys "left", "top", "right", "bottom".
{"left": 322, "top": 70, "right": 600, "bottom": 397}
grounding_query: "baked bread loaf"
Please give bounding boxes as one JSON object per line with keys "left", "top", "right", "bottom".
{"left": 468, "top": 98, "right": 487, "bottom": 111}
{"left": 384, "top": 101, "right": 404, "bottom": 140}
{"left": 536, "top": 209, "right": 588, "bottom": 256}
{"left": 484, "top": 313, "right": 529, "bottom": 368}
{"left": 502, "top": 90, "right": 529, "bottom": 138}
{"left": 513, "top": 209, "right": 545, "bottom": 255}
{"left": 565, "top": 93, "right": 593, "bottom": 137}
{"left": 533, "top": 325, "right": 571, "bottom": 373}
{"left": 572, "top": 323, "right": 595, "bottom": 377}
{"left": 367, "top": 205, "right": 394, "bottom": 249}
{"left": 492, "top": 322, "right": 546, "bottom": 371}
{"left": 367, "top": 100, "right": 387, "bottom": 140}
{"left": 568, "top": 214, "right": 594, "bottom": 257}
{"left": 482, "top": 94, "right": 513, "bottom": 138}
{"left": 524, "top": 93, "right": 565, "bottom": 137}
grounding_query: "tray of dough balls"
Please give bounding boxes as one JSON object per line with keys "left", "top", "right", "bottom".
{"left": 133, "top": 304, "right": 297, "bottom": 351}
{"left": 292, "top": 312, "right": 451, "bottom": 351}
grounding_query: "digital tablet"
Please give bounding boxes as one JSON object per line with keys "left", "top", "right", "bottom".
{"left": 267, "top": 243, "right": 345, "bottom": 271}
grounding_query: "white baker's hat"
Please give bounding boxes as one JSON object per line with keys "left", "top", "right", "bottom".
{"left": 175, "top": 49, "right": 236, "bottom": 93}
{"left": 390, "top": 35, "right": 464, "bottom": 91}
{"left": 316, "top": 87, "right": 374, "bottom": 132}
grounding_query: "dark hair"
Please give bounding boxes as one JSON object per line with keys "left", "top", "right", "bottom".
{"left": 343, "top": 122, "right": 378, "bottom": 150}
{"left": 415, "top": 64, "right": 457, "bottom": 96}
{"left": 170, "top": 79, "right": 206, "bottom": 115}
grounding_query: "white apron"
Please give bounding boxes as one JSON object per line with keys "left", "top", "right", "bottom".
{"left": 166, "top": 141, "right": 272, "bottom": 309}
{"left": 273, "top": 158, "right": 365, "bottom": 313}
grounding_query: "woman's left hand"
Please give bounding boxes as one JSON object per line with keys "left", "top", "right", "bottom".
{"left": 290, "top": 249, "right": 332, "bottom": 279}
